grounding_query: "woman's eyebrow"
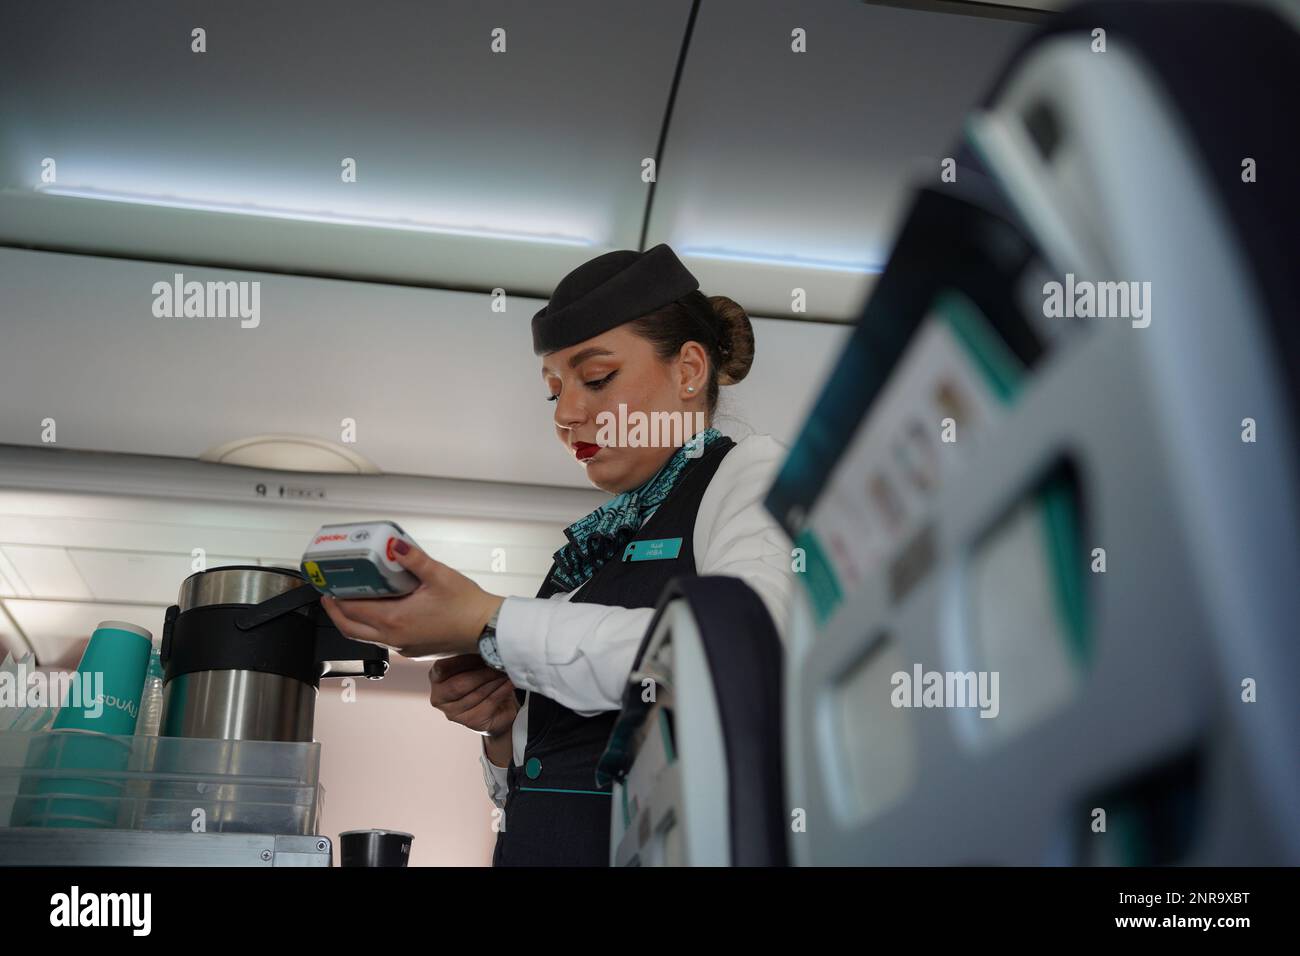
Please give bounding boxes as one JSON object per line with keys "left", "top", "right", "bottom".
{"left": 542, "top": 347, "right": 615, "bottom": 375}
{"left": 567, "top": 347, "right": 615, "bottom": 369}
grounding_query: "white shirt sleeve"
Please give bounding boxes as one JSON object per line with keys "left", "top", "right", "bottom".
{"left": 692, "top": 435, "right": 796, "bottom": 643}
{"left": 493, "top": 434, "right": 794, "bottom": 717}
{"left": 479, "top": 675, "right": 535, "bottom": 805}
{"left": 480, "top": 740, "right": 510, "bottom": 808}
{"left": 496, "top": 594, "right": 655, "bottom": 717}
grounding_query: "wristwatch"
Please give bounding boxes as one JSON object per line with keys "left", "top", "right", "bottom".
{"left": 477, "top": 603, "right": 506, "bottom": 670}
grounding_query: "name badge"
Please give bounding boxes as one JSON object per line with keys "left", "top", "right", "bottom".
{"left": 622, "top": 537, "right": 683, "bottom": 562}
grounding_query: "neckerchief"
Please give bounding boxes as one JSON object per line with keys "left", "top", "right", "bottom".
{"left": 547, "top": 427, "right": 726, "bottom": 592}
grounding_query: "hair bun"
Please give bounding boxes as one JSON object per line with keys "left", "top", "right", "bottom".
{"left": 707, "top": 295, "right": 754, "bottom": 385}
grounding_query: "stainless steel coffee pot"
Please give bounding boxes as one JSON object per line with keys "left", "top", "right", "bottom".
{"left": 159, "top": 566, "right": 389, "bottom": 742}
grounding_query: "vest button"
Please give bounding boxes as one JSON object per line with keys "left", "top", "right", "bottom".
{"left": 525, "top": 757, "right": 542, "bottom": 780}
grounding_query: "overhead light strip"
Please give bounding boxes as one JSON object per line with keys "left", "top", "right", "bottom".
{"left": 679, "top": 246, "right": 882, "bottom": 275}
{"left": 27, "top": 188, "right": 880, "bottom": 274}
{"left": 33, "top": 185, "right": 596, "bottom": 248}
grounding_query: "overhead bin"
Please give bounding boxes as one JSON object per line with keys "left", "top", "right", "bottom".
{"left": 645, "top": 0, "right": 1033, "bottom": 320}
{"left": 0, "top": 0, "right": 689, "bottom": 291}
{"left": 2, "top": 0, "right": 1033, "bottom": 322}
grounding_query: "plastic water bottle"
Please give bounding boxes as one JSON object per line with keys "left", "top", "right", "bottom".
{"left": 135, "top": 641, "right": 165, "bottom": 736}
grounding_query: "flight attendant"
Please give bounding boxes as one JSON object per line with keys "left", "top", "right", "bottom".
{"left": 321, "top": 243, "right": 794, "bottom": 866}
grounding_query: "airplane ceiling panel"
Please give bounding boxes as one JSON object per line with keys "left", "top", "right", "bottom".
{"left": 0, "top": 559, "right": 18, "bottom": 598}
{"left": 648, "top": 0, "right": 1032, "bottom": 320}
{"left": 65, "top": 550, "right": 257, "bottom": 605}
{"left": 0, "top": 546, "right": 93, "bottom": 601}
{"left": 0, "top": 0, "right": 693, "bottom": 291}
{"left": 4, "top": 600, "right": 168, "bottom": 668}
{"left": 0, "top": 608, "right": 24, "bottom": 659}
{"left": 0, "top": 247, "right": 851, "bottom": 487}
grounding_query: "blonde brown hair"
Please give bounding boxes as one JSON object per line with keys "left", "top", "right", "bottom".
{"left": 628, "top": 291, "right": 755, "bottom": 414}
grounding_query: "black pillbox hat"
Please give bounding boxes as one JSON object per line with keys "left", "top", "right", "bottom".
{"left": 532, "top": 243, "right": 703, "bottom": 355}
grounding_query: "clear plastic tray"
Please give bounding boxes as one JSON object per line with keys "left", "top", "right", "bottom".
{"left": 0, "top": 731, "right": 323, "bottom": 835}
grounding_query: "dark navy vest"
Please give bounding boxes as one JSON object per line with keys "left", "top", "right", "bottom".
{"left": 492, "top": 436, "right": 736, "bottom": 866}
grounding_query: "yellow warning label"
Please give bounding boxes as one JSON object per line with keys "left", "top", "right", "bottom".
{"left": 303, "top": 560, "right": 327, "bottom": 587}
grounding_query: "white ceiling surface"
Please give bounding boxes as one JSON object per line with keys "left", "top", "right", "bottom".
{"left": 0, "top": 246, "right": 850, "bottom": 487}
{"left": 0, "top": 0, "right": 1029, "bottom": 320}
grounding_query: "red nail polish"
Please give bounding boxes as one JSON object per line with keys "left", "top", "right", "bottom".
{"left": 394, "top": 539, "right": 411, "bottom": 555}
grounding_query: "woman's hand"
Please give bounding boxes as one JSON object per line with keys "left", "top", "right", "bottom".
{"left": 319, "top": 539, "right": 505, "bottom": 659}
{"left": 428, "top": 654, "right": 519, "bottom": 739}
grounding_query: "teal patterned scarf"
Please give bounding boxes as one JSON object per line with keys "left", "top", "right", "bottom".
{"left": 547, "top": 427, "right": 726, "bottom": 593}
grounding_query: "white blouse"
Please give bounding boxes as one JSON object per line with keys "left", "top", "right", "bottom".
{"left": 479, "top": 433, "right": 794, "bottom": 807}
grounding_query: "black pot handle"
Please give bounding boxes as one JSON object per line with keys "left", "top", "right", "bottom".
{"left": 233, "top": 583, "right": 390, "bottom": 680}
{"left": 234, "top": 584, "right": 322, "bottom": 631}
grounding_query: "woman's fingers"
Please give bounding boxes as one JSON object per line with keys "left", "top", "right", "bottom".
{"left": 454, "top": 679, "right": 518, "bottom": 734}
{"left": 429, "top": 659, "right": 512, "bottom": 709}
{"left": 326, "top": 593, "right": 404, "bottom": 630}
{"left": 428, "top": 655, "right": 504, "bottom": 697}
{"left": 429, "top": 654, "right": 488, "bottom": 681}
{"left": 429, "top": 658, "right": 503, "bottom": 699}
{"left": 320, "top": 595, "right": 387, "bottom": 645}
{"left": 389, "top": 541, "right": 442, "bottom": 588}
{"left": 438, "top": 680, "right": 510, "bottom": 727}
{"left": 485, "top": 677, "right": 517, "bottom": 704}
{"left": 439, "top": 673, "right": 509, "bottom": 716}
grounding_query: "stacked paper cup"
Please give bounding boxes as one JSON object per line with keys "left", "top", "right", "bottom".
{"left": 16, "top": 621, "right": 153, "bottom": 828}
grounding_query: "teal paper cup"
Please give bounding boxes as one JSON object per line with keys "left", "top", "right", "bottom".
{"left": 52, "top": 620, "right": 153, "bottom": 735}
{"left": 15, "top": 730, "right": 132, "bottom": 828}
{"left": 22, "top": 620, "right": 153, "bottom": 828}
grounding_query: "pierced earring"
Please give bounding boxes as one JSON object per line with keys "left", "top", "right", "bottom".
{"left": 687, "top": 386, "right": 696, "bottom": 393}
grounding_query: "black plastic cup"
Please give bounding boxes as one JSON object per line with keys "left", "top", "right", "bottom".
{"left": 339, "top": 829, "right": 414, "bottom": 867}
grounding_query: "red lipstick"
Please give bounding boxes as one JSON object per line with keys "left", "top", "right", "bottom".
{"left": 573, "top": 441, "right": 600, "bottom": 462}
